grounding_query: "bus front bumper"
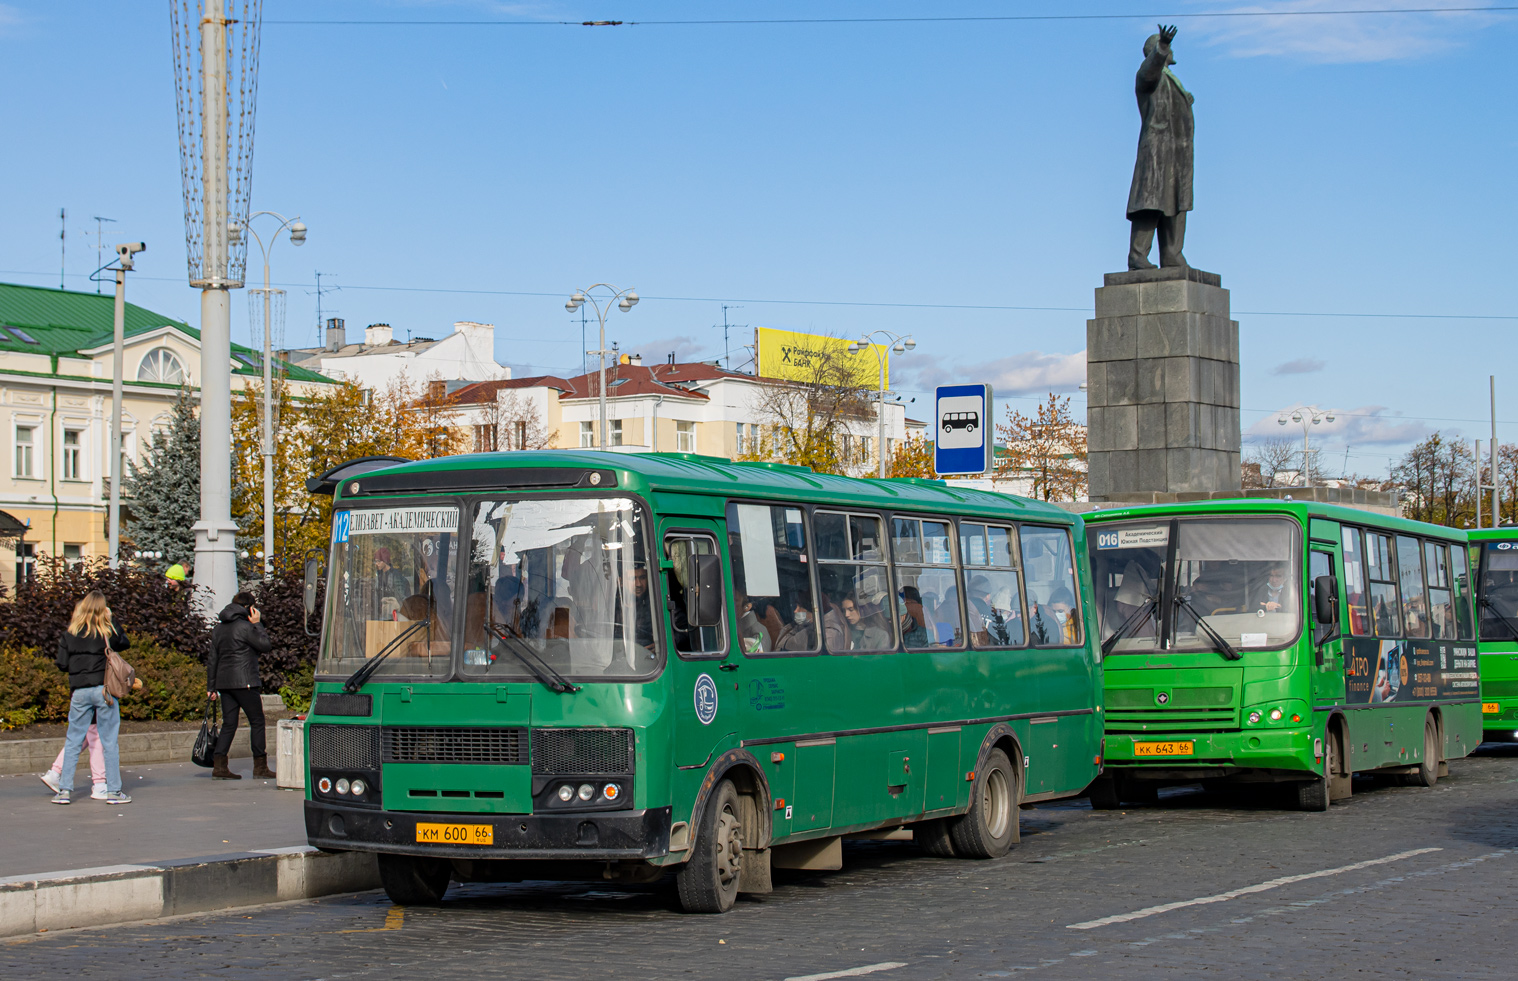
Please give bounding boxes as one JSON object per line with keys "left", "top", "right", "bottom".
{"left": 1102, "top": 727, "right": 1317, "bottom": 777}
{"left": 305, "top": 801, "right": 672, "bottom": 862}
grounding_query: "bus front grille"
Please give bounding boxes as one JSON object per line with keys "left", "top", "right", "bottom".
{"left": 1483, "top": 680, "right": 1518, "bottom": 699}
{"left": 382, "top": 727, "right": 528, "bottom": 765}
{"left": 309, "top": 724, "right": 381, "bottom": 770}
{"left": 1106, "top": 707, "right": 1238, "bottom": 731}
{"left": 531, "top": 728, "right": 635, "bottom": 774}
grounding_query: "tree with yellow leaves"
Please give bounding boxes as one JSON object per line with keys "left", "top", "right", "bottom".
{"left": 885, "top": 434, "right": 937, "bottom": 478}
{"left": 996, "top": 394, "right": 1087, "bottom": 501}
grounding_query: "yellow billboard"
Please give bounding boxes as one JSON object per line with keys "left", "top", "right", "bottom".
{"left": 755, "top": 327, "right": 886, "bottom": 387}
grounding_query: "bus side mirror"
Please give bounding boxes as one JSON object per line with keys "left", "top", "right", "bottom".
{"left": 303, "top": 558, "right": 321, "bottom": 617}
{"left": 1314, "top": 575, "right": 1338, "bottom": 625}
{"left": 686, "top": 553, "right": 724, "bottom": 627}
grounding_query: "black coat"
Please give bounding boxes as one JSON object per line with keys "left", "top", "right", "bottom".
{"left": 56, "top": 626, "right": 130, "bottom": 690}
{"left": 1127, "top": 49, "right": 1194, "bottom": 219}
{"left": 207, "top": 604, "right": 272, "bottom": 690}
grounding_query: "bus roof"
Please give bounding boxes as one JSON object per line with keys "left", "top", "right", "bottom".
{"left": 1082, "top": 497, "right": 1469, "bottom": 542}
{"left": 1468, "top": 528, "right": 1518, "bottom": 542}
{"left": 332, "top": 450, "right": 1079, "bottom": 525}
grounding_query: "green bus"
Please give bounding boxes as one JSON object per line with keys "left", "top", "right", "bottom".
{"left": 1468, "top": 528, "right": 1518, "bottom": 740}
{"left": 301, "top": 451, "right": 1103, "bottom": 912}
{"left": 1083, "top": 500, "right": 1481, "bottom": 811}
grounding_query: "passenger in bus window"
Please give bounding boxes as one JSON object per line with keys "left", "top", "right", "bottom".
{"left": 1046, "top": 588, "right": 1079, "bottom": 644}
{"left": 1250, "top": 563, "right": 1291, "bottom": 614}
{"left": 734, "top": 589, "right": 770, "bottom": 654}
{"left": 373, "top": 547, "right": 408, "bottom": 602}
{"left": 773, "top": 592, "right": 817, "bottom": 651}
{"left": 627, "top": 563, "right": 655, "bottom": 650}
{"left": 841, "top": 594, "right": 891, "bottom": 650}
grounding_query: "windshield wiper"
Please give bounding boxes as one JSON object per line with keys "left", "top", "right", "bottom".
{"left": 1174, "top": 595, "right": 1242, "bottom": 661}
{"left": 1101, "top": 596, "right": 1159, "bottom": 657}
{"left": 484, "top": 620, "right": 581, "bottom": 694}
{"left": 343, "top": 618, "right": 430, "bottom": 693}
{"left": 1481, "top": 597, "right": 1518, "bottom": 640}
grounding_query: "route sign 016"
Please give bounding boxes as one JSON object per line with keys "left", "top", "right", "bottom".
{"left": 934, "top": 384, "right": 993, "bottom": 476}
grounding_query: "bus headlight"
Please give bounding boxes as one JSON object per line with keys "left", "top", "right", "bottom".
{"left": 336, "top": 778, "right": 350, "bottom": 795}
{"left": 558, "top": 784, "right": 575, "bottom": 802}
{"left": 578, "top": 783, "right": 595, "bottom": 801}
{"left": 1268, "top": 709, "right": 1283, "bottom": 722}
{"left": 1248, "top": 711, "right": 1262, "bottom": 725}
{"left": 350, "top": 779, "right": 366, "bottom": 797}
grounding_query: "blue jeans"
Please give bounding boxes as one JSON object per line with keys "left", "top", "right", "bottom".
{"left": 59, "top": 686, "right": 121, "bottom": 793}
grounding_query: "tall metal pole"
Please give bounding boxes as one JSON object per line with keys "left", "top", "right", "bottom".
{"left": 1476, "top": 440, "right": 1484, "bottom": 529}
{"left": 1303, "top": 429, "right": 1311, "bottom": 487}
{"left": 109, "top": 267, "right": 126, "bottom": 568}
{"left": 1492, "top": 375, "right": 1500, "bottom": 527}
{"left": 262, "top": 257, "right": 274, "bottom": 575}
{"left": 192, "top": 4, "right": 239, "bottom": 610}
{"left": 877, "top": 355, "right": 887, "bottom": 479}
{"left": 598, "top": 309, "right": 608, "bottom": 451}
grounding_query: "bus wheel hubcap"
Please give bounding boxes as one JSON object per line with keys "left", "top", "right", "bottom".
{"left": 984, "top": 768, "right": 1010, "bottom": 838}
{"left": 716, "top": 809, "right": 742, "bottom": 886}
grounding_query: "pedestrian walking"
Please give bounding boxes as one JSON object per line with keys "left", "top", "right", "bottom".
{"left": 39, "top": 723, "right": 107, "bottom": 800}
{"left": 207, "top": 591, "right": 275, "bottom": 780}
{"left": 51, "top": 590, "right": 134, "bottom": 805}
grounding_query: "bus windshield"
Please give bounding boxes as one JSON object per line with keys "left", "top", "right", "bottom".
{"left": 1091, "top": 517, "right": 1300, "bottom": 654}
{"left": 459, "top": 496, "right": 659, "bottom": 682}
{"left": 1478, "top": 543, "right": 1518, "bottom": 641}
{"left": 318, "top": 504, "right": 461, "bottom": 681}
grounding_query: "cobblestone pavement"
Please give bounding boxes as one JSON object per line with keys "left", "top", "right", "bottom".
{"left": 9, "top": 745, "right": 1518, "bottom": 981}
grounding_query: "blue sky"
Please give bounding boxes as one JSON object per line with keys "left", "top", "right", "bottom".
{"left": 1, "top": 1, "right": 1514, "bottom": 476}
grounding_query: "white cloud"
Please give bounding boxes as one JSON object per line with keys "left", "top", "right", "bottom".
{"left": 1190, "top": 0, "right": 1507, "bottom": 63}
{"left": 1246, "top": 403, "right": 1431, "bottom": 445}
{"left": 1271, "top": 357, "right": 1326, "bottom": 375}
{"left": 908, "top": 350, "right": 1086, "bottom": 398}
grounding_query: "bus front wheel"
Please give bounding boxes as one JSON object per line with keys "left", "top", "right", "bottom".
{"left": 677, "top": 779, "right": 744, "bottom": 913}
{"left": 949, "top": 748, "right": 1018, "bottom": 858}
{"left": 378, "top": 853, "right": 451, "bottom": 905}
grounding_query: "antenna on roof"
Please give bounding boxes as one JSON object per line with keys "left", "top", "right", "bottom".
{"left": 92, "top": 217, "right": 118, "bottom": 293}
{"left": 58, "top": 208, "right": 66, "bottom": 289}
{"left": 310, "top": 271, "right": 340, "bottom": 346}
{"left": 716, "top": 304, "right": 748, "bottom": 370}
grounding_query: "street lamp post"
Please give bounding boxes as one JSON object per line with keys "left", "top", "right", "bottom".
{"left": 565, "top": 285, "right": 639, "bottom": 451}
{"left": 230, "top": 212, "right": 306, "bottom": 576}
{"left": 103, "top": 242, "right": 146, "bottom": 569}
{"left": 1278, "top": 406, "right": 1335, "bottom": 487}
{"left": 847, "top": 331, "right": 916, "bottom": 478}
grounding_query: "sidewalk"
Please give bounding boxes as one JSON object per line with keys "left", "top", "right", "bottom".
{"left": 0, "top": 756, "right": 379, "bottom": 937}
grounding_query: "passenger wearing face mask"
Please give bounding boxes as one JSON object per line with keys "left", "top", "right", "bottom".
{"left": 1045, "top": 587, "right": 1079, "bottom": 644}
{"left": 774, "top": 593, "right": 818, "bottom": 652}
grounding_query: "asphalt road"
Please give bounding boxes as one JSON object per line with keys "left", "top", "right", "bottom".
{"left": 9, "top": 746, "right": 1518, "bottom": 981}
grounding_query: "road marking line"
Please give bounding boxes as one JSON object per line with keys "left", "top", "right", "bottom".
{"left": 785, "top": 962, "right": 908, "bottom": 981}
{"left": 1065, "top": 847, "right": 1441, "bottom": 930}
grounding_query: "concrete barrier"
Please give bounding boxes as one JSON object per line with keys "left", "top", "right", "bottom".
{"left": 0, "top": 847, "right": 380, "bottom": 938}
{"left": 0, "top": 727, "right": 262, "bottom": 777}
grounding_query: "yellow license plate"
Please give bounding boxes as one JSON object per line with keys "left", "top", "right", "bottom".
{"left": 1133, "top": 740, "right": 1195, "bottom": 757}
{"left": 1484, "top": 702, "right": 1501, "bottom": 714}
{"left": 415, "top": 822, "right": 494, "bottom": 845}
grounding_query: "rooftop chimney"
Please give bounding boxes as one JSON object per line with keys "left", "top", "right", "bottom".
{"left": 324, "top": 317, "right": 345, "bottom": 353}
{"left": 365, "top": 323, "right": 393, "bottom": 346}
{"left": 628, "top": 353, "right": 643, "bottom": 366}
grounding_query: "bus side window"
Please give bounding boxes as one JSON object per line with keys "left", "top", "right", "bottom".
{"left": 1021, "top": 525, "right": 1081, "bottom": 647}
{"left": 960, "top": 521, "right": 1025, "bottom": 649}
{"left": 1341, "top": 527, "right": 1372, "bottom": 636}
{"left": 664, "top": 534, "right": 727, "bottom": 656}
{"left": 1396, "top": 535, "right": 1430, "bottom": 639}
{"left": 726, "top": 503, "right": 819, "bottom": 654}
{"left": 1424, "top": 541, "right": 1455, "bottom": 640}
{"left": 1451, "top": 544, "right": 1476, "bottom": 640}
{"left": 1366, "top": 532, "right": 1402, "bottom": 637}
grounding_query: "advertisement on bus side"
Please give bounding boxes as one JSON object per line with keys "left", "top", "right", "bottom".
{"left": 1344, "top": 637, "right": 1478, "bottom": 704}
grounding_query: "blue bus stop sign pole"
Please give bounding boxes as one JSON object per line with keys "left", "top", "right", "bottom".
{"left": 934, "top": 384, "right": 993, "bottom": 476}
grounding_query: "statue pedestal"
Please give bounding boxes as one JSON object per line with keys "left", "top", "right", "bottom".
{"left": 1085, "top": 266, "right": 1240, "bottom": 501}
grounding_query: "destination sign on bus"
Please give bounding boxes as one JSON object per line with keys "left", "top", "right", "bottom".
{"left": 1094, "top": 525, "right": 1170, "bottom": 550}
{"left": 336, "top": 507, "right": 460, "bottom": 542}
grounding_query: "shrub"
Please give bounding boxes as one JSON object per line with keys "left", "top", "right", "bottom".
{"left": 279, "top": 661, "right": 314, "bottom": 713}
{"left": 0, "top": 647, "right": 71, "bottom": 730}
{"left": 120, "top": 634, "right": 210, "bottom": 722}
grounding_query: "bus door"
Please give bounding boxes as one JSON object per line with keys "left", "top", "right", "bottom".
{"left": 662, "top": 521, "right": 737, "bottom": 768}
{"left": 1310, "top": 548, "right": 1346, "bottom": 704}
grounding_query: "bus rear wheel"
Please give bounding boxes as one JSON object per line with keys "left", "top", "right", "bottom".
{"left": 677, "top": 779, "right": 744, "bottom": 913}
{"left": 377, "top": 853, "right": 452, "bottom": 905}
{"left": 1409, "top": 716, "right": 1440, "bottom": 788}
{"left": 949, "top": 748, "right": 1018, "bottom": 859}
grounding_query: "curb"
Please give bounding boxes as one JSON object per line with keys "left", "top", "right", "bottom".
{"left": 0, "top": 846, "right": 380, "bottom": 939}
{"left": 0, "top": 728, "right": 263, "bottom": 777}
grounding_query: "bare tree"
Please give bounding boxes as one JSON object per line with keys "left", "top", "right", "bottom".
{"left": 1390, "top": 432, "right": 1475, "bottom": 527}
{"left": 1244, "top": 437, "right": 1301, "bottom": 488}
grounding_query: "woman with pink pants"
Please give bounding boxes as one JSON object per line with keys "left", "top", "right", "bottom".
{"left": 40, "top": 724, "right": 107, "bottom": 800}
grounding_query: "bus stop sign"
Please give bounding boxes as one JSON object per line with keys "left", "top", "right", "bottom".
{"left": 935, "top": 384, "right": 993, "bottom": 476}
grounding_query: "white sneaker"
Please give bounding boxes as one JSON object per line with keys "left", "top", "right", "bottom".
{"left": 40, "top": 770, "right": 62, "bottom": 794}
{"left": 103, "top": 791, "right": 132, "bottom": 805}
{"left": 91, "top": 783, "right": 108, "bottom": 800}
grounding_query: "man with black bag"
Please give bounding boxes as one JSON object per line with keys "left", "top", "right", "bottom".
{"left": 206, "top": 591, "right": 275, "bottom": 780}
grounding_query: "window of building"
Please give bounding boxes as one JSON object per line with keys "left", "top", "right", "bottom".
{"left": 579, "top": 421, "right": 594, "bottom": 448}
{"left": 735, "top": 423, "right": 746, "bottom": 456}
{"left": 861, "top": 437, "right": 872, "bottom": 466}
{"left": 887, "top": 437, "right": 895, "bottom": 462}
{"left": 514, "top": 420, "right": 527, "bottom": 451}
{"left": 14, "top": 426, "right": 35, "bottom": 478}
{"left": 137, "top": 347, "right": 185, "bottom": 385}
{"left": 841, "top": 434, "right": 853, "bottom": 464}
{"left": 610, "top": 419, "right": 623, "bottom": 447}
{"left": 15, "top": 543, "right": 36, "bottom": 581}
{"left": 473, "top": 425, "right": 497, "bottom": 453}
{"left": 63, "top": 544, "right": 83, "bottom": 567}
{"left": 61, "top": 429, "right": 83, "bottom": 480}
{"left": 676, "top": 421, "right": 695, "bottom": 453}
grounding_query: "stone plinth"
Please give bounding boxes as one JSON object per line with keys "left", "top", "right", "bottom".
{"left": 1085, "top": 266, "right": 1240, "bottom": 501}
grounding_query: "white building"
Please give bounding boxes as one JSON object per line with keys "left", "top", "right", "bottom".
{"left": 283, "top": 318, "right": 511, "bottom": 392}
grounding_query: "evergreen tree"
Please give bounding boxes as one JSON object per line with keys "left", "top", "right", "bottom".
{"left": 124, "top": 388, "right": 201, "bottom": 567}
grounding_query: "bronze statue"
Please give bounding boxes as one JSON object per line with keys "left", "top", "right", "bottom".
{"left": 1127, "top": 25, "right": 1194, "bottom": 270}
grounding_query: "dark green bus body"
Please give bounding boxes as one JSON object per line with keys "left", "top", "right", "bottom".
{"left": 1468, "top": 528, "right": 1518, "bottom": 739}
{"left": 1084, "top": 500, "right": 1480, "bottom": 805}
{"left": 303, "top": 451, "right": 1103, "bottom": 891}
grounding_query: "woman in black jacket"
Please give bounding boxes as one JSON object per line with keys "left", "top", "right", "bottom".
{"left": 207, "top": 591, "right": 275, "bottom": 780}
{"left": 53, "top": 590, "right": 133, "bottom": 805}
